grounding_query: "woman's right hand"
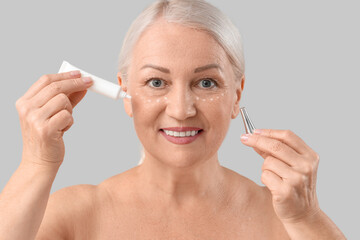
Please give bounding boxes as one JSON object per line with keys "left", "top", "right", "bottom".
{"left": 15, "top": 70, "right": 93, "bottom": 168}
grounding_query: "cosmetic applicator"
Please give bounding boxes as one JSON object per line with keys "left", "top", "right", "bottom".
{"left": 240, "top": 107, "right": 256, "bottom": 134}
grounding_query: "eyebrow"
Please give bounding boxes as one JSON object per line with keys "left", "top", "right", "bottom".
{"left": 140, "top": 63, "right": 223, "bottom": 74}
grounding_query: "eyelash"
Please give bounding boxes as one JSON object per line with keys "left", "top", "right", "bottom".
{"left": 145, "top": 78, "right": 219, "bottom": 89}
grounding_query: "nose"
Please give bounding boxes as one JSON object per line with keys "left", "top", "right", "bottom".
{"left": 165, "top": 86, "right": 196, "bottom": 120}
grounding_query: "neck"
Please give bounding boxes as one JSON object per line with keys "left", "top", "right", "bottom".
{"left": 136, "top": 151, "right": 227, "bottom": 208}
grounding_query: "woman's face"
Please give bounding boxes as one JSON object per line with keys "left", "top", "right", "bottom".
{"left": 120, "top": 20, "right": 244, "bottom": 167}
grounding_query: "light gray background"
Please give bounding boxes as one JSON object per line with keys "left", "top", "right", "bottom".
{"left": 1, "top": 0, "right": 358, "bottom": 238}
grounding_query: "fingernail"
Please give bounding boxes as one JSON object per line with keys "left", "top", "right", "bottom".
{"left": 82, "top": 77, "right": 92, "bottom": 83}
{"left": 254, "top": 129, "right": 262, "bottom": 135}
{"left": 241, "top": 134, "right": 249, "bottom": 142}
{"left": 70, "top": 70, "right": 81, "bottom": 76}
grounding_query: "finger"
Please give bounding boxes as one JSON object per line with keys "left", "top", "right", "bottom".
{"left": 32, "top": 77, "right": 93, "bottom": 108}
{"left": 241, "top": 134, "right": 300, "bottom": 166}
{"left": 253, "top": 146, "right": 268, "bottom": 159}
{"left": 254, "top": 129, "right": 312, "bottom": 155}
{"left": 262, "top": 156, "right": 292, "bottom": 180}
{"left": 48, "top": 109, "right": 74, "bottom": 133}
{"left": 39, "top": 93, "right": 73, "bottom": 121}
{"left": 68, "top": 90, "right": 87, "bottom": 108}
{"left": 261, "top": 169, "right": 283, "bottom": 193}
{"left": 23, "top": 71, "right": 81, "bottom": 99}
{"left": 62, "top": 123, "right": 73, "bottom": 133}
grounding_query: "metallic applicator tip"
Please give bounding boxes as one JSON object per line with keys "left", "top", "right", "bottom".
{"left": 240, "top": 107, "right": 256, "bottom": 134}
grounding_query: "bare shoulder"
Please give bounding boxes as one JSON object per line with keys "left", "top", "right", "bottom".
{"left": 99, "top": 166, "right": 137, "bottom": 185}
{"left": 223, "top": 166, "right": 274, "bottom": 211}
{"left": 222, "top": 166, "right": 290, "bottom": 239}
{"left": 222, "top": 166, "right": 266, "bottom": 198}
{"left": 97, "top": 166, "right": 139, "bottom": 199}
{"left": 36, "top": 184, "right": 100, "bottom": 240}
{"left": 222, "top": 166, "right": 272, "bottom": 209}
{"left": 36, "top": 167, "right": 137, "bottom": 240}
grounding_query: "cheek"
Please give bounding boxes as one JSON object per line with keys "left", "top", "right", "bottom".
{"left": 131, "top": 94, "right": 167, "bottom": 144}
{"left": 197, "top": 93, "right": 233, "bottom": 132}
{"left": 131, "top": 88, "right": 233, "bottom": 121}
{"left": 131, "top": 92, "right": 166, "bottom": 123}
{"left": 195, "top": 90, "right": 232, "bottom": 114}
{"left": 132, "top": 91, "right": 170, "bottom": 104}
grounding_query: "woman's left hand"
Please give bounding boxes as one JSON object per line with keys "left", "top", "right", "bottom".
{"left": 241, "top": 129, "right": 321, "bottom": 223}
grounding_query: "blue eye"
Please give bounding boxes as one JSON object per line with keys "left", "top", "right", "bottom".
{"left": 148, "top": 78, "right": 164, "bottom": 88}
{"left": 199, "top": 79, "right": 216, "bottom": 89}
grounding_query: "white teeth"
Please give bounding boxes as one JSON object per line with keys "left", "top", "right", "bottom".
{"left": 163, "top": 130, "right": 200, "bottom": 137}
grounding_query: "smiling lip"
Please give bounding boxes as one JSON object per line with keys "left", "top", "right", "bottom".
{"left": 161, "top": 127, "right": 202, "bottom": 131}
{"left": 160, "top": 127, "right": 203, "bottom": 145}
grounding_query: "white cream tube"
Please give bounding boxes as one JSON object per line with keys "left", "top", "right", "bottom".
{"left": 58, "top": 60, "right": 131, "bottom": 100}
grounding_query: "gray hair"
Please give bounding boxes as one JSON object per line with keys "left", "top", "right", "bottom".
{"left": 118, "top": 0, "right": 245, "bottom": 83}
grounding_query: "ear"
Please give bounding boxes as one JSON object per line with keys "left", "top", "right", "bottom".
{"left": 231, "top": 75, "right": 245, "bottom": 119}
{"left": 117, "top": 72, "right": 133, "bottom": 118}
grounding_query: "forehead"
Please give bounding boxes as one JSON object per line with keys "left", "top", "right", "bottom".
{"left": 131, "top": 20, "right": 230, "bottom": 68}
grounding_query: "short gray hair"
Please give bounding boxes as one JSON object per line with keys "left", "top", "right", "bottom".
{"left": 118, "top": 0, "right": 245, "bottom": 82}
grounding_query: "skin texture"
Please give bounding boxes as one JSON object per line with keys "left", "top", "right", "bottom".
{"left": 0, "top": 71, "right": 93, "bottom": 240}
{"left": 1, "top": 18, "right": 345, "bottom": 240}
{"left": 105, "top": 19, "right": 343, "bottom": 239}
{"left": 97, "top": 19, "right": 290, "bottom": 238}
{"left": 121, "top": 19, "right": 243, "bottom": 202}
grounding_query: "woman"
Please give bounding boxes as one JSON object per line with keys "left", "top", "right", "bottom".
{"left": 0, "top": 0, "right": 346, "bottom": 239}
